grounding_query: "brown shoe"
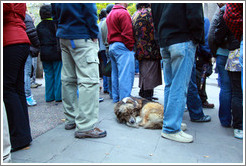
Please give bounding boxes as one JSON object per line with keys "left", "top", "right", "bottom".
{"left": 202, "top": 101, "right": 214, "bottom": 109}
{"left": 65, "top": 123, "right": 76, "bottom": 130}
{"left": 75, "top": 127, "right": 107, "bottom": 138}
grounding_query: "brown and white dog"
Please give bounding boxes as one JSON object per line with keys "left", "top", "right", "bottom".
{"left": 114, "top": 97, "right": 164, "bottom": 129}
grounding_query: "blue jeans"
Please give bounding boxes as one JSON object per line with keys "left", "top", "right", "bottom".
{"left": 109, "top": 42, "right": 135, "bottom": 103}
{"left": 42, "top": 61, "right": 62, "bottom": 102}
{"left": 187, "top": 61, "right": 204, "bottom": 120}
{"left": 24, "top": 55, "right": 32, "bottom": 97}
{"left": 216, "top": 55, "right": 232, "bottom": 127}
{"left": 31, "top": 57, "right": 37, "bottom": 85}
{"left": 239, "top": 40, "right": 243, "bottom": 92}
{"left": 160, "top": 41, "right": 196, "bottom": 134}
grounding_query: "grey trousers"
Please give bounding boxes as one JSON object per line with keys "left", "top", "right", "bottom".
{"left": 60, "top": 39, "right": 100, "bottom": 132}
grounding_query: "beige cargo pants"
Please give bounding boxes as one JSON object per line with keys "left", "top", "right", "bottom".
{"left": 60, "top": 39, "right": 100, "bottom": 132}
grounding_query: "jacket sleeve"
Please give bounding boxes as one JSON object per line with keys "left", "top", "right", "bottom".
{"left": 119, "top": 10, "right": 135, "bottom": 51}
{"left": 208, "top": 8, "right": 220, "bottom": 56}
{"left": 214, "top": 8, "right": 229, "bottom": 46}
{"left": 24, "top": 14, "right": 40, "bottom": 48}
{"left": 198, "top": 17, "right": 212, "bottom": 60}
{"left": 151, "top": 3, "right": 162, "bottom": 42}
{"left": 84, "top": 3, "right": 99, "bottom": 39}
{"left": 186, "top": 3, "right": 205, "bottom": 44}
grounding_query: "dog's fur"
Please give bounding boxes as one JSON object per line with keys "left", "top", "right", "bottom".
{"left": 114, "top": 97, "right": 164, "bottom": 129}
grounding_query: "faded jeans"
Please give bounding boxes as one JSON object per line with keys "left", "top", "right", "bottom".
{"left": 109, "top": 42, "right": 135, "bottom": 103}
{"left": 24, "top": 54, "right": 32, "bottom": 97}
{"left": 160, "top": 41, "right": 196, "bottom": 134}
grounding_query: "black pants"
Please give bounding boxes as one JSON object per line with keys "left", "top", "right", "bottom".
{"left": 196, "top": 64, "right": 208, "bottom": 103}
{"left": 3, "top": 44, "right": 32, "bottom": 149}
{"left": 139, "top": 89, "right": 153, "bottom": 101}
{"left": 228, "top": 71, "right": 243, "bottom": 130}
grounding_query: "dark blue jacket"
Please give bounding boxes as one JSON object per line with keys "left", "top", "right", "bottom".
{"left": 51, "top": 3, "right": 98, "bottom": 39}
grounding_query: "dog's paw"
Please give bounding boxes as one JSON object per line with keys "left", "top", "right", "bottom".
{"left": 135, "top": 116, "right": 142, "bottom": 124}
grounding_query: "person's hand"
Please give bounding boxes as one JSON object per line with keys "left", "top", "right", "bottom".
{"left": 92, "top": 38, "right": 98, "bottom": 42}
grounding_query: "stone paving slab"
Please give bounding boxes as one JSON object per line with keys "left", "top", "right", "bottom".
{"left": 10, "top": 73, "right": 244, "bottom": 164}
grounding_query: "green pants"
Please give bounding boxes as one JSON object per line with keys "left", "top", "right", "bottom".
{"left": 60, "top": 39, "right": 99, "bottom": 132}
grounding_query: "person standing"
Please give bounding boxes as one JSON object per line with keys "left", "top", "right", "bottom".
{"left": 101, "top": 4, "right": 114, "bottom": 99}
{"left": 106, "top": 3, "right": 135, "bottom": 103}
{"left": 37, "top": 4, "right": 62, "bottom": 102}
{"left": 98, "top": 9, "right": 109, "bottom": 94}
{"left": 3, "top": 3, "right": 32, "bottom": 151}
{"left": 51, "top": 3, "right": 106, "bottom": 138}
{"left": 210, "top": 4, "right": 240, "bottom": 128}
{"left": 24, "top": 12, "right": 40, "bottom": 106}
{"left": 195, "top": 17, "right": 215, "bottom": 109}
{"left": 132, "top": 3, "right": 162, "bottom": 101}
{"left": 223, "top": 3, "right": 243, "bottom": 92}
{"left": 151, "top": 3, "right": 204, "bottom": 143}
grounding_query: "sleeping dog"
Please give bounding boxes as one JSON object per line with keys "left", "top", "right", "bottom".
{"left": 114, "top": 97, "right": 164, "bottom": 129}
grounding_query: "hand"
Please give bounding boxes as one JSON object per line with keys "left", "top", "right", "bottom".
{"left": 92, "top": 38, "right": 98, "bottom": 42}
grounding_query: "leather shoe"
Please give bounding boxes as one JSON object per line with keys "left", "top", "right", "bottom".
{"left": 202, "top": 101, "right": 214, "bottom": 109}
{"left": 191, "top": 115, "right": 211, "bottom": 122}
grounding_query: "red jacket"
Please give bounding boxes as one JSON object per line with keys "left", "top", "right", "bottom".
{"left": 106, "top": 5, "right": 135, "bottom": 51}
{"left": 3, "top": 3, "right": 30, "bottom": 47}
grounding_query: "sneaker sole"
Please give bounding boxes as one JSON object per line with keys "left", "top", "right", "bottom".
{"left": 161, "top": 133, "right": 193, "bottom": 143}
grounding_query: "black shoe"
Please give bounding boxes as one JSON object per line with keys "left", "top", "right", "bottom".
{"left": 191, "top": 115, "right": 211, "bottom": 122}
{"left": 104, "top": 91, "right": 109, "bottom": 94}
{"left": 152, "top": 97, "right": 158, "bottom": 100}
{"left": 11, "top": 143, "right": 30, "bottom": 152}
{"left": 65, "top": 123, "right": 76, "bottom": 130}
{"left": 202, "top": 101, "right": 214, "bottom": 109}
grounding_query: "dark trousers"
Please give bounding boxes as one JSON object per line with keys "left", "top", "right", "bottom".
{"left": 187, "top": 61, "right": 204, "bottom": 120}
{"left": 196, "top": 64, "right": 208, "bottom": 103}
{"left": 228, "top": 71, "right": 243, "bottom": 130}
{"left": 3, "top": 44, "right": 32, "bottom": 149}
{"left": 139, "top": 88, "right": 153, "bottom": 101}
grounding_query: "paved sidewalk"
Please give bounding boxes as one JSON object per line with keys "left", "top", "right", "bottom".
{"left": 10, "top": 73, "right": 244, "bottom": 164}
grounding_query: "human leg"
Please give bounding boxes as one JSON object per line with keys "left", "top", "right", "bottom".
{"left": 161, "top": 41, "right": 196, "bottom": 134}
{"left": 71, "top": 39, "right": 100, "bottom": 132}
{"left": 109, "top": 44, "right": 119, "bottom": 103}
{"left": 100, "top": 50, "right": 109, "bottom": 93}
{"left": 24, "top": 55, "right": 32, "bottom": 98}
{"left": 60, "top": 39, "right": 78, "bottom": 126}
{"left": 31, "top": 57, "right": 37, "bottom": 85}
{"left": 216, "top": 55, "right": 232, "bottom": 127}
{"left": 187, "top": 62, "right": 205, "bottom": 120}
{"left": 228, "top": 71, "right": 243, "bottom": 130}
{"left": 53, "top": 61, "right": 62, "bottom": 101}
{"left": 116, "top": 43, "right": 135, "bottom": 101}
{"left": 42, "top": 61, "right": 55, "bottom": 102}
{"left": 3, "top": 44, "right": 32, "bottom": 149}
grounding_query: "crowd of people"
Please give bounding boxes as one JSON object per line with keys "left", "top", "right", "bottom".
{"left": 3, "top": 2, "right": 243, "bottom": 162}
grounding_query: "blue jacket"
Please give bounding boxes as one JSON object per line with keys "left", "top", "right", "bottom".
{"left": 51, "top": 3, "right": 98, "bottom": 39}
{"left": 199, "top": 17, "right": 211, "bottom": 55}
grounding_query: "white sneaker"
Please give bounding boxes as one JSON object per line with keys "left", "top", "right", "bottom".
{"left": 161, "top": 130, "right": 193, "bottom": 143}
{"left": 181, "top": 123, "right": 187, "bottom": 131}
{"left": 234, "top": 129, "right": 243, "bottom": 139}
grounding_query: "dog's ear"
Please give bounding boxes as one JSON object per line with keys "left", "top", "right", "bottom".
{"left": 134, "top": 99, "right": 143, "bottom": 109}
